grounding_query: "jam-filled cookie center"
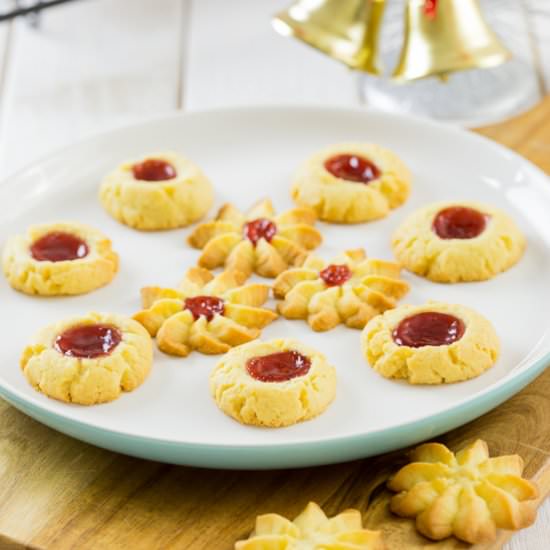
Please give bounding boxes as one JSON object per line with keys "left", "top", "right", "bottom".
{"left": 55, "top": 324, "right": 122, "bottom": 358}
{"left": 324, "top": 154, "right": 381, "bottom": 184}
{"left": 132, "top": 159, "right": 177, "bottom": 181}
{"left": 393, "top": 312, "right": 465, "bottom": 348}
{"left": 184, "top": 295, "right": 225, "bottom": 321}
{"left": 246, "top": 350, "right": 311, "bottom": 383}
{"left": 30, "top": 232, "right": 89, "bottom": 262}
{"left": 433, "top": 206, "right": 487, "bottom": 240}
{"left": 243, "top": 218, "right": 277, "bottom": 246}
{"left": 320, "top": 264, "right": 352, "bottom": 287}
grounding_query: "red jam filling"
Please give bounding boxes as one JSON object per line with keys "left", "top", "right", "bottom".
{"left": 320, "top": 264, "right": 352, "bottom": 287}
{"left": 184, "top": 296, "right": 225, "bottom": 321}
{"left": 243, "top": 218, "right": 277, "bottom": 246}
{"left": 30, "top": 232, "right": 89, "bottom": 262}
{"left": 324, "top": 154, "right": 381, "bottom": 184}
{"left": 392, "top": 312, "right": 465, "bottom": 348}
{"left": 246, "top": 350, "right": 311, "bottom": 383}
{"left": 55, "top": 324, "right": 122, "bottom": 358}
{"left": 432, "top": 206, "right": 487, "bottom": 240}
{"left": 132, "top": 159, "right": 177, "bottom": 181}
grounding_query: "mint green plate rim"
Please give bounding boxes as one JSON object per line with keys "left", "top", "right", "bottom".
{"left": 1, "top": 354, "right": 546, "bottom": 469}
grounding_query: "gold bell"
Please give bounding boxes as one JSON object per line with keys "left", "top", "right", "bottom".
{"left": 273, "top": 0, "right": 386, "bottom": 74}
{"left": 393, "top": 0, "right": 511, "bottom": 81}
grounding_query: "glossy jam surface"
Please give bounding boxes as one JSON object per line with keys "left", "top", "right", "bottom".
{"left": 392, "top": 312, "right": 465, "bottom": 348}
{"left": 184, "top": 296, "right": 225, "bottom": 321}
{"left": 433, "top": 206, "right": 487, "bottom": 240}
{"left": 246, "top": 350, "right": 311, "bottom": 383}
{"left": 320, "top": 264, "right": 352, "bottom": 287}
{"left": 132, "top": 159, "right": 177, "bottom": 181}
{"left": 324, "top": 154, "right": 381, "bottom": 184}
{"left": 243, "top": 218, "right": 277, "bottom": 246}
{"left": 55, "top": 324, "right": 122, "bottom": 358}
{"left": 30, "top": 232, "right": 89, "bottom": 262}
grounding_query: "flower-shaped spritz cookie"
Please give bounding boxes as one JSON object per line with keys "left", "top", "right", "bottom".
{"left": 134, "top": 267, "right": 277, "bottom": 356}
{"left": 235, "top": 501, "right": 385, "bottom": 550}
{"left": 274, "top": 249, "right": 409, "bottom": 331}
{"left": 187, "top": 199, "right": 322, "bottom": 278}
{"left": 388, "top": 440, "right": 538, "bottom": 544}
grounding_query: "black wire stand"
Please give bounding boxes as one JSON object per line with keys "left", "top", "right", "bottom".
{"left": 0, "top": 0, "right": 81, "bottom": 25}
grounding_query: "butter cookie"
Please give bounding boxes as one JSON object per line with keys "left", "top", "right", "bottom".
{"left": 236, "top": 501, "right": 384, "bottom": 549}
{"left": 99, "top": 151, "right": 213, "bottom": 230}
{"left": 134, "top": 267, "right": 277, "bottom": 357}
{"left": 274, "top": 248, "right": 409, "bottom": 331}
{"left": 3, "top": 222, "right": 118, "bottom": 296}
{"left": 388, "top": 439, "right": 538, "bottom": 544}
{"left": 291, "top": 143, "right": 410, "bottom": 223}
{"left": 187, "top": 199, "right": 322, "bottom": 278}
{"left": 392, "top": 202, "right": 525, "bottom": 282}
{"left": 210, "top": 338, "right": 336, "bottom": 427}
{"left": 361, "top": 302, "right": 499, "bottom": 384}
{"left": 21, "top": 312, "right": 152, "bottom": 405}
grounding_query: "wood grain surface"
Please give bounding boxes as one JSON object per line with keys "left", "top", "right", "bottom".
{"left": 0, "top": 98, "right": 548, "bottom": 550}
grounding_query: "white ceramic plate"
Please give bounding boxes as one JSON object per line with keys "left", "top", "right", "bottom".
{"left": 1, "top": 106, "right": 550, "bottom": 469}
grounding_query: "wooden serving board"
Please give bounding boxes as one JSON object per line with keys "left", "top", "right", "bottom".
{"left": 1, "top": 98, "right": 550, "bottom": 550}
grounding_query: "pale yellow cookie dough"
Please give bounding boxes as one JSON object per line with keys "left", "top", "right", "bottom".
{"left": 291, "top": 142, "right": 411, "bottom": 223}
{"left": 21, "top": 312, "right": 153, "bottom": 405}
{"left": 2, "top": 222, "right": 118, "bottom": 296}
{"left": 99, "top": 151, "right": 213, "bottom": 230}
{"left": 210, "top": 338, "right": 337, "bottom": 427}
{"left": 392, "top": 201, "right": 525, "bottom": 283}
{"left": 361, "top": 302, "right": 500, "bottom": 384}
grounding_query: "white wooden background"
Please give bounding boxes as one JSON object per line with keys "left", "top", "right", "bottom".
{"left": 0, "top": 0, "right": 549, "bottom": 548}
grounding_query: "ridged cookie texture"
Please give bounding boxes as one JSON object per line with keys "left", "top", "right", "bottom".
{"left": 99, "top": 151, "right": 213, "bottom": 230}
{"left": 210, "top": 338, "right": 336, "bottom": 427}
{"left": 187, "top": 198, "right": 322, "bottom": 278}
{"left": 133, "top": 267, "right": 277, "bottom": 357}
{"left": 273, "top": 248, "right": 409, "bottom": 331}
{"left": 361, "top": 302, "right": 500, "bottom": 384}
{"left": 392, "top": 201, "right": 525, "bottom": 283}
{"left": 388, "top": 439, "right": 538, "bottom": 544}
{"left": 2, "top": 222, "right": 118, "bottom": 296}
{"left": 235, "top": 501, "right": 385, "bottom": 550}
{"left": 291, "top": 142, "right": 410, "bottom": 223}
{"left": 20, "top": 312, "right": 152, "bottom": 405}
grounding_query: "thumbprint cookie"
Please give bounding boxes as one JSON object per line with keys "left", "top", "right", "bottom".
{"left": 361, "top": 302, "right": 499, "bottom": 384}
{"left": 392, "top": 202, "right": 525, "bottom": 282}
{"left": 20, "top": 312, "right": 152, "bottom": 405}
{"left": 210, "top": 338, "right": 336, "bottom": 427}
{"left": 99, "top": 151, "right": 213, "bottom": 230}
{"left": 291, "top": 143, "right": 410, "bottom": 223}
{"left": 2, "top": 222, "right": 118, "bottom": 296}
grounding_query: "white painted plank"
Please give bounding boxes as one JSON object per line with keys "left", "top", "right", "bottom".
{"left": 185, "top": 0, "right": 358, "bottom": 110}
{"left": 0, "top": 0, "right": 185, "bottom": 177}
{"left": 527, "top": 0, "right": 550, "bottom": 92}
